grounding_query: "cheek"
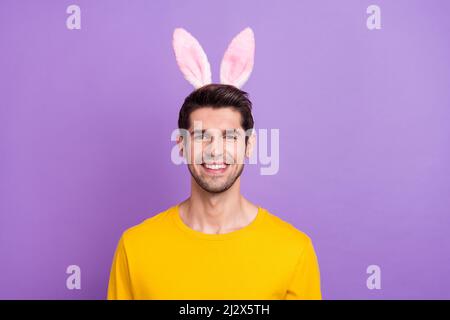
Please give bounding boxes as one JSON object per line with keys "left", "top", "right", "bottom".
{"left": 190, "top": 142, "right": 204, "bottom": 161}
{"left": 225, "top": 141, "right": 238, "bottom": 154}
{"left": 225, "top": 142, "right": 246, "bottom": 161}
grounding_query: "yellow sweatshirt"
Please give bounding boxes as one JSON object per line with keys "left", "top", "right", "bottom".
{"left": 107, "top": 204, "right": 322, "bottom": 300}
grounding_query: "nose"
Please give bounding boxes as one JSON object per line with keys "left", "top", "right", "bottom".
{"left": 205, "top": 136, "right": 224, "bottom": 162}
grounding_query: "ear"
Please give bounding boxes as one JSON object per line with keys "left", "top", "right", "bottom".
{"left": 245, "top": 129, "right": 256, "bottom": 158}
{"left": 176, "top": 134, "right": 184, "bottom": 156}
{"left": 173, "top": 28, "right": 212, "bottom": 89}
{"left": 220, "top": 27, "right": 255, "bottom": 88}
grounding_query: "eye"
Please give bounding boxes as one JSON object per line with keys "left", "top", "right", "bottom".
{"left": 194, "top": 133, "right": 211, "bottom": 141}
{"left": 224, "top": 130, "right": 238, "bottom": 141}
{"left": 225, "top": 134, "right": 237, "bottom": 141}
{"left": 193, "top": 133, "right": 203, "bottom": 140}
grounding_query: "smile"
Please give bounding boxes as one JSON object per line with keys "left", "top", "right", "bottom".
{"left": 201, "top": 163, "right": 229, "bottom": 174}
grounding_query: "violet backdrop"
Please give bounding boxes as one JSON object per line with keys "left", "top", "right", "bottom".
{"left": 1, "top": 0, "right": 449, "bottom": 299}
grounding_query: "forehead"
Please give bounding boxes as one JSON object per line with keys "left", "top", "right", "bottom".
{"left": 189, "top": 107, "right": 242, "bottom": 130}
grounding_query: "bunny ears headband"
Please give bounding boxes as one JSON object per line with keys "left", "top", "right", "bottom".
{"left": 172, "top": 27, "right": 255, "bottom": 89}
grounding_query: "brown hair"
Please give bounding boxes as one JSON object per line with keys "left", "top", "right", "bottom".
{"left": 178, "top": 84, "right": 254, "bottom": 134}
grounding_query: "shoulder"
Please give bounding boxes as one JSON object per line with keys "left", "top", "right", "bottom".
{"left": 260, "top": 207, "right": 314, "bottom": 248}
{"left": 120, "top": 205, "right": 176, "bottom": 245}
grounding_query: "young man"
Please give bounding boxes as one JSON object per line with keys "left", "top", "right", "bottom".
{"left": 107, "top": 84, "right": 322, "bottom": 299}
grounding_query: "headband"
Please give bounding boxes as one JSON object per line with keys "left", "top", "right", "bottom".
{"left": 172, "top": 27, "right": 255, "bottom": 89}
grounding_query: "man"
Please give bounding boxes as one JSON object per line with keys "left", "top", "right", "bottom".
{"left": 107, "top": 83, "right": 322, "bottom": 299}
{"left": 107, "top": 27, "right": 321, "bottom": 300}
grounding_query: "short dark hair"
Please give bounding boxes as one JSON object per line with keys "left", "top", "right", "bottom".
{"left": 178, "top": 84, "right": 254, "bottom": 132}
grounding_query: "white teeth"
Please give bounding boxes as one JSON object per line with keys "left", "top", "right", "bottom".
{"left": 204, "top": 164, "right": 226, "bottom": 170}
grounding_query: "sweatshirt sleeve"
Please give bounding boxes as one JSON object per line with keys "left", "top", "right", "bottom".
{"left": 107, "top": 233, "right": 134, "bottom": 300}
{"left": 285, "top": 237, "right": 322, "bottom": 300}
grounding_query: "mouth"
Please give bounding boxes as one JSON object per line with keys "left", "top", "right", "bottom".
{"left": 201, "top": 163, "right": 229, "bottom": 174}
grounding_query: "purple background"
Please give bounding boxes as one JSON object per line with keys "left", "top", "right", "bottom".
{"left": 1, "top": 0, "right": 449, "bottom": 299}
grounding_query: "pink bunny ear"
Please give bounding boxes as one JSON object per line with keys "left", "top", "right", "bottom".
{"left": 220, "top": 27, "right": 255, "bottom": 88}
{"left": 173, "top": 28, "right": 212, "bottom": 89}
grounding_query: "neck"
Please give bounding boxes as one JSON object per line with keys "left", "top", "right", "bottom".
{"left": 179, "top": 177, "right": 257, "bottom": 234}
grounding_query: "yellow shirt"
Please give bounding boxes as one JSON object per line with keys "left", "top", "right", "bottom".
{"left": 107, "top": 204, "right": 322, "bottom": 300}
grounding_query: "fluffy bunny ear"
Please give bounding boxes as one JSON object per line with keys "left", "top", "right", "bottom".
{"left": 173, "top": 28, "right": 212, "bottom": 89}
{"left": 220, "top": 27, "right": 255, "bottom": 88}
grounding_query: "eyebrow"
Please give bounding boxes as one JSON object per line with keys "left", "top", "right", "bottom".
{"left": 190, "top": 129, "right": 242, "bottom": 135}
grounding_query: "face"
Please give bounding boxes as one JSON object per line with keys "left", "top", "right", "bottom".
{"left": 178, "top": 107, "right": 254, "bottom": 193}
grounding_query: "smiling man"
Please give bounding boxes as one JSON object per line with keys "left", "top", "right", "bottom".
{"left": 107, "top": 27, "right": 321, "bottom": 300}
{"left": 107, "top": 84, "right": 322, "bottom": 300}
